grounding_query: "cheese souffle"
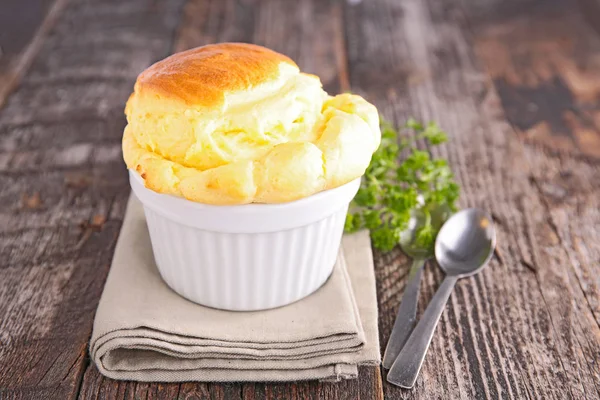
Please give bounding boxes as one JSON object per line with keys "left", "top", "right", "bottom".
{"left": 123, "top": 43, "right": 380, "bottom": 205}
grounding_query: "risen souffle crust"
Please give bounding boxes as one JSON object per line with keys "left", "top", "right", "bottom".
{"left": 123, "top": 43, "right": 381, "bottom": 205}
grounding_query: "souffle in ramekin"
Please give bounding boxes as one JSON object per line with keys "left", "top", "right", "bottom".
{"left": 123, "top": 43, "right": 380, "bottom": 310}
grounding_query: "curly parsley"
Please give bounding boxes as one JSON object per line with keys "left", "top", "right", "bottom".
{"left": 344, "top": 118, "right": 460, "bottom": 252}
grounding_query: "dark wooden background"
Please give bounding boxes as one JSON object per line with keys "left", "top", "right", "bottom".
{"left": 1, "top": 0, "right": 600, "bottom": 398}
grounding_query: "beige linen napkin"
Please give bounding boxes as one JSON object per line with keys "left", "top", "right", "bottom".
{"left": 90, "top": 196, "right": 380, "bottom": 382}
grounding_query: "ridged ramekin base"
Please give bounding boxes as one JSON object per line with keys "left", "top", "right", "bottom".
{"left": 143, "top": 205, "right": 347, "bottom": 311}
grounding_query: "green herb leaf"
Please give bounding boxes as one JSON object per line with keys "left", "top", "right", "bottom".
{"left": 345, "top": 117, "right": 460, "bottom": 251}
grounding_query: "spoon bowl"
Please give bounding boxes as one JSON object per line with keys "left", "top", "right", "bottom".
{"left": 435, "top": 208, "right": 496, "bottom": 277}
{"left": 400, "top": 204, "right": 451, "bottom": 259}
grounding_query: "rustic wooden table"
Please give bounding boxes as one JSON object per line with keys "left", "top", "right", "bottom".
{"left": 2, "top": 0, "right": 600, "bottom": 398}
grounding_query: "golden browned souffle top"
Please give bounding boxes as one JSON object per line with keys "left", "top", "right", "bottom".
{"left": 123, "top": 43, "right": 381, "bottom": 205}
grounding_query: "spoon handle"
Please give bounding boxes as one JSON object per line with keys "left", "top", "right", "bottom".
{"left": 387, "top": 275, "right": 459, "bottom": 388}
{"left": 382, "top": 258, "right": 426, "bottom": 369}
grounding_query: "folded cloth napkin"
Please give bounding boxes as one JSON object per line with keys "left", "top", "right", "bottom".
{"left": 90, "top": 196, "right": 380, "bottom": 382}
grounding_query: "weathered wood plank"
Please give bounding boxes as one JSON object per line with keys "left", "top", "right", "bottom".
{"left": 3, "top": 0, "right": 599, "bottom": 399}
{"left": 344, "top": 0, "right": 600, "bottom": 398}
{"left": 0, "top": 0, "right": 68, "bottom": 108}
{"left": 474, "top": 0, "right": 600, "bottom": 159}
{"left": 474, "top": 0, "right": 600, "bottom": 328}
{"left": 0, "top": 0, "right": 187, "bottom": 399}
{"left": 0, "top": 0, "right": 54, "bottom": 68}
{"left": 473, "top": 3, "right": 600, "bottom": 398}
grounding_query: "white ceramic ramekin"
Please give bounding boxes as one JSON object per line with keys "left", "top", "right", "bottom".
{"left": 129, "top": 170, "right": 360, "bottom": 311}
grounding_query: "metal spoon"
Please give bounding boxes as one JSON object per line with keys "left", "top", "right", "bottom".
{"left": 382, "top": 205, "right": 451, "bottom": 369}
{"left": 387, "top": 208, "right": 496, "bottom": 388}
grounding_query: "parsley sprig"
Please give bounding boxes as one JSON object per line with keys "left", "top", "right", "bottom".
{"left": 344, "top": 118, "right": 460, "bottom": 252}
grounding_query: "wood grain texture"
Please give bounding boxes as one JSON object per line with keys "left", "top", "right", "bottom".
{"left": 473, "top": 0, "right": 600, "bottom": 334}
{"left": 344, "top": 0, "right": 600, "bottom": 398}
{"left": 2, "top": 0, "right": 600, "bottom": 399}
{"left": 0, "top": 0, "right": 69, "bottom": 108}
{"left": 0, "top": 0, "right": 186, "bottom": 398}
